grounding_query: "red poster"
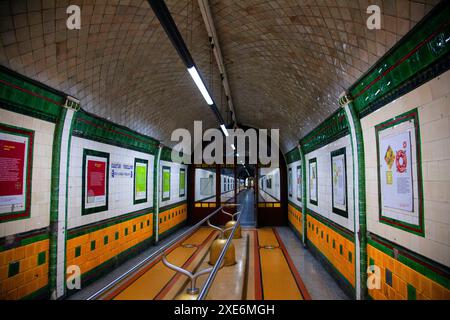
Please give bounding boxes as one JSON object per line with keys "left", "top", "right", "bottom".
{"left": 0, "top": 139, "right": 25, "bottom": 197}
{"left": 87, "top": 160, "right": 106, "bottom": 197}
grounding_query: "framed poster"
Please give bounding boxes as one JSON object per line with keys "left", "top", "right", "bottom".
{"left": 331, "top": 148, "right": 347, "bottom": 217}
{"left": 162, "top": 166, "right": 171, "bottom": 201}
{"left": 296, "top": 165, "right": 302, "bottom": 202}
{"left": 376, "top": 109, "right": 423, "bottom": 235}
{"left": 0, "top": 124, "right": 34, "bottom": 222}
{"left": 179, "top": 168, "right": 186, "bottom": 197}
{"left": 82, "top": 149, "right": 109, "bottom": 215}
{"left": 288, "top": 167, "right": 293, "bottom": 197}
{"left": 134, "top": 158, "right": 148, "bottom": 204}
{"left": 309, "top": 158, "right": 318, "bottom": 205}
{"left": 200, "top": 175, "right": 214, "bottom": 197}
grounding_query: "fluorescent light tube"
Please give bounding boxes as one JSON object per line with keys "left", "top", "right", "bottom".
{"left": 231, "top": 144, "right": 236, "bottom": 150}
{"left": 220, "top": 124, "right": 229, "bottom": 137}
{"left": 187, "top": 66, "right": 213, "bottom": 105}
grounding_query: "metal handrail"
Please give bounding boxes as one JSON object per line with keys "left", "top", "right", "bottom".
{"left": 222, "top": 204, "right": 241, "bottom": 221}
{"left": 207, "top": 219, "right": 234, "bottom": 239}
{"left": 86, "top": 205, "right": 225, "bottom": 300}
{"left": 197, "top": 203, "right": 243, "bottom": 300}
{"left": 161, "top": 255, "right": 213, "bottom": 295}
{"left": 159, "top": 215, "right": 240, "bottom": 297}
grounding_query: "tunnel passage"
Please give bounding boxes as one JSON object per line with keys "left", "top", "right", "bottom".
{"left": 0, "top": 0, "right": 449, "bottom": 302}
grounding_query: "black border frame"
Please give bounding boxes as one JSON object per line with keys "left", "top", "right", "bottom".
{"left": 296, "top": 164, "right": 302, "bottom": 202}
{"left": 179, "top": 167, "right": 186, "bottom": 197}
{"left": 82, "top": 149, "right": 109, "bottom": 216}
{"left": 161, "top": 165, "right": 171, "bottom": 201}
{"left": 133, "top": 158, "right": 148, "bottom": 205}
{"left": 331, "top": 147, "right": 348, "bottom": 218}
{"left": 309, "top": 158, "right": 318, "bottom": 206}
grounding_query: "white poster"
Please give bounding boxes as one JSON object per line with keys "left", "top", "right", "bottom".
{"left": 296, "top": 165, "right": 302, "bottom": 200}
{"left": 288, "top": 168, "right": 293, "bottom": 197}
{"left": 309, "top": 160, "right": 317, "bottom": 203}
{"left": 332, "top": 154, "right": 346, "bottom": 210}
{"left": 380, "top": 130, "right": 413, "bottom": 212}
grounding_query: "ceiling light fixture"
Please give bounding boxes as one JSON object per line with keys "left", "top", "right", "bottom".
{"left": 221, "top": 124, "right": 229, "bottom": 137}
{"left": 187, "top": 66, "right": 214, "bottom": 105}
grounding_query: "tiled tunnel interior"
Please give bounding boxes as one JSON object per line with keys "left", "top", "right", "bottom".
{"left": 0, "top": 0, "right": 449, "bottom": 302}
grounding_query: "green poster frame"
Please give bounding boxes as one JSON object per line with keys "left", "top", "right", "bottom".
{"left": 375, "top": 108, "right": 424, "bottom": 236}
{"left": 0, "top": 123, "right": 34, "bottom": 223}
{"left": 82, "top": 149, "right": 109, "bottom": 216}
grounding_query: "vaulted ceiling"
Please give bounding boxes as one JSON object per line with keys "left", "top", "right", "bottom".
{"left": 0, "top": 0, "right": 440, "bottom": 151}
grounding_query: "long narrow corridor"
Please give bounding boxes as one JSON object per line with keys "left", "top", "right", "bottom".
{"left": 0, "top": 0, "right": 449, "bottom": 308}
{"left": 236, "top": 190, "right": 256, "bottom": 227}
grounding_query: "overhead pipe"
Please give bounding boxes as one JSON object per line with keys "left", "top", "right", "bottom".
{"left": 197, "top": 0, "right": 237, "bottom": 126}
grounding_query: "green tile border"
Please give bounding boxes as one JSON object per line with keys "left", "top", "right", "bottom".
{"left": 67, "top": 208, "right": 153, "bottom": 240}
{"left": 21, "top": 284, "right": 49, "bottom": 300}
{"left": 349, "top": 2, "right": 450, "bottom": 117}
{"left": 368, "top": 233, "right": 450, "bottom": 290}
{"left": 66, "top": 236, "right": 155, "bottom": 296}
{"left": 285, "top": 147, "right": 301, "bottom": 164}
{"left": 307, "top": 209, "right": 355, "bottom": 241}
{"left": 0, "top": 227, "right": 49, "bottom": 252}
{"left": 72, "top": 110, "right": 159, "bottom": 156}
{"left": 159, "top": 200, "right": 187, "bottom": 213}
{"left": 287, "top": 200, "right": 302, "bottom": 212}
{"left": 0, "top": 65, "right": 66, "bottom": 123}
{"left": 300, "top": 109, "right": 349, "bottom": 154}
{"left": 307, "top": 240, "right": 355, "bottom": 299}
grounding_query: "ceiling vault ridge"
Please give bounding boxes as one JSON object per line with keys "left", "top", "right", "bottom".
{"left": 197, "top": 0, "right": 237, "bottom": 127}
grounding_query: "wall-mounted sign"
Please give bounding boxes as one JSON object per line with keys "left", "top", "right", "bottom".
{"left": 179, "top": 168, "right": 186, "bottom": 197}
{"left": 288, "top": 167, "right": 293, "bottom": 197}
{"left": 0, "top": 124, "right": 33, "bottom": 221}
{"left": 162, "top": 166, "right": 171, "bottom": 201}
{"left": 134, "top": 158, "right": 148, "bottom": 204}
{"left": 375, "top": 109, "right": 423, "bottom": 235}
{"left": 309, "top": 158, "right": 318, "bottom": 205}
{"left": 296, "top": 165, "right": 302, "bottom": 202}
{"left": 111, "top": 162, "right": 133, "bottom": 178}
{"left": 82, "top": 149, "right": 109, "bottom": 215}
{"left": 380, "top": 131, "right": 413, "bottom": 212}
{"left": 331, "top": 148, "right": 347, "bottom": 217}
